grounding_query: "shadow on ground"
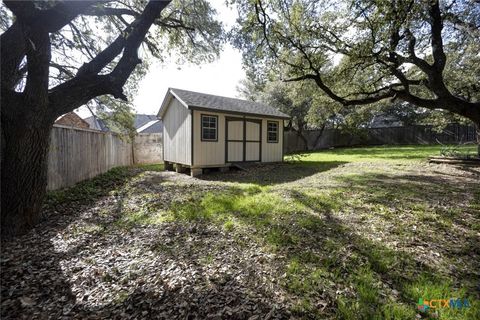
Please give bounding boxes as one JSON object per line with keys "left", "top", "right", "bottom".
{"left": 199, "top": 161, "right": 347, "bottom": 186}
{"left": 1, "top": 165, "right": 288, "bottom": 319}
{"left": 2, "top": 162, "right": 479, "bottom": 319}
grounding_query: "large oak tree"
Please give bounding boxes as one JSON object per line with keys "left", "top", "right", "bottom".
{"left": 232, "top": 0, "right": 480, "bottom": 152}
{"left": 1, "top": 0, "right": 223, "bottom": 236}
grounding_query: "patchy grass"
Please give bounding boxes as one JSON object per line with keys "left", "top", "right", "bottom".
{"left": 4, "top": 146, "right": 479, "bottom": 319}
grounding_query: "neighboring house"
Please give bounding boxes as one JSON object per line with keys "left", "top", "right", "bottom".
{"left": 368, "top": 114, "right": 403, "bottom": 128}
{"left": 83, "top": 114, "right": 163, "bottom": 133}
{"left": 136, "top": 119, "right": 163, "bottom": 133}
{"left": 157, "top": 88, "right": 290, "bottom": 177}
{"left": 83, "top": 114, "right": 109, "bottom": 131}
{"left": 55, "top": 112, "right": 90, "bottom": 129}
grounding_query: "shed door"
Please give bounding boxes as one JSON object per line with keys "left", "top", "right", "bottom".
{"left": 226, "top": 119, "right": 244, "bottom": 162}
{"left": 226, "top": 118, "right": 261, "bottom": 163}
{"left": 245, "top": 120, "right": 261, "bottom": 161}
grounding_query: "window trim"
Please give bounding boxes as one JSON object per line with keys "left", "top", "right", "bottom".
{"left": 267, "top": 120, "right": 279, "bottom": 143}
{"left": 200, "top": 114, "right": 218, "bottom": 142}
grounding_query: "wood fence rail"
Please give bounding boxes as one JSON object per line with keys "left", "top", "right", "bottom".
{"left": 47, "top": 125, "right": 162, "bottom": 190}
{"left": 284, "top": 124, "right": 477, "bottom": 153}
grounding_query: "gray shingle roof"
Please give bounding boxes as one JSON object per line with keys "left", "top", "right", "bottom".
{"left": 169, "top": 88, "right": 290, "bottom": 119}
{"left": 83, "top": 114, "right": 162, "bottom": 132}
{"left": 137, "top": 120, "right": 164, "bottom": 133}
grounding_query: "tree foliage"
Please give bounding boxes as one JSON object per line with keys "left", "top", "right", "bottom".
{"left": 1, "top": 0, "right": 223, "bottom": 133}
{"left": 231, "top": 0, "right": 480, "bottom": 129}
{"left": 0, "top": 0, "right": 223, "bottom": 236}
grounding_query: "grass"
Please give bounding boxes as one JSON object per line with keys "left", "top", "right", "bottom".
{"left": 296, "top": 144, "right": 478, "bottom": 163}
{"left": 44, "top": 145, "right": 480, "bottom": 319}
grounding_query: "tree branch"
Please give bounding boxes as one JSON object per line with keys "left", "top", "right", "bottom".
{"left": 429, "top": 0, "right": 447, "bottom": 71}
{"left": 1, "top": 1, "right": 100, "bottom": 90}
{"left": 49, "top": 0, "right": 172, "bottom": 116}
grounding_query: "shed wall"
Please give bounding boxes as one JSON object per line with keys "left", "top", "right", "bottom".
{"left": 163, "top": 98, "right": 192, "bottom": 165}
{"left": 193, "top": 110, "right": 226, "bottom": 167}
{"left": 261, "top": 118, "right": 284, "bottom": 162}
{"left": 192, "top": 110, "right": 284, "bottom": 166}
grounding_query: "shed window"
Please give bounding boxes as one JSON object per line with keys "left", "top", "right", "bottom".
{"left": 201, "top": 115, "right": 218, "bottom": 141}
{"left": 267, "top": 121, "right": 279, "bottom": 143}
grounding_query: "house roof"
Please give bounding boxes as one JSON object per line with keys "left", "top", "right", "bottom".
{"left": 158, "top": 88, "right": 290, "bottom": 119}
{"left": 137, "top": 120, "right": 163, "bottom": 133}
{"left": 55, "top": 112, "right": 90, "bottom": 129}
{"left": 83, "top": 115, "right": 109, "bottom": 131}
{"left": 134, "top": 114, "right": 159, "bottom": 129}
{"left": 83, "top": 114, "right": 162, "bottom": 133}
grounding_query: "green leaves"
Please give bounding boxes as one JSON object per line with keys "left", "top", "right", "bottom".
{"left": 231, "top": 0, "right": 480, "bottom": 127}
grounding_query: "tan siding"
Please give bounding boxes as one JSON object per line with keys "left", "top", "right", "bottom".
{"left": 192, "top": 111, "right": 285, "bottom": 166}
{"left": 227, "top": 142, "right": 243, "bottom": 162}
{"left": 261, "top": 118, "right": 284, "bottom": 162}
{"left": 245, "top": 121, "right": 260, "bottom": 141}
{"left": 246, "top": 142, "right": 260, "bottom": 161}
{"left": 163, "top": 98, "right": 192, "bottom": 165}
{"left": 193, "top": 110, "right": 225, "bottom": 166}
{"left": 228, "top": 120, "right": 243, "bottom": 140}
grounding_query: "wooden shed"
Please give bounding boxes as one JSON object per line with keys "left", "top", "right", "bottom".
{"left": 157, "top": 88, "right": 290, "bottom": 176}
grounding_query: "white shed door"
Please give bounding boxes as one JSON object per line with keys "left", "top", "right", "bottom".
{"left": 227, "top": 119, "right": 244, "bottom": 162}
{"left": 245, "top": 121, "right": 260, "bottom": 161}
{"left": 226, "top": 118, "right": 261, "bottom": 163}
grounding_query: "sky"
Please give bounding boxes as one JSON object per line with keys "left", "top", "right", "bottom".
{"left": 133, "top": 44, "right": 245, "bottom": 115}
{"left": 78, "top": 0, "right": 245, "bottom": 118}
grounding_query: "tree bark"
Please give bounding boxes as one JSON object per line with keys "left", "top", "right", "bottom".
{"left": 311, "top": 123, "right": 326, "bottom": 150}
{"left": 1, "top": 109, "right": 54, "bottom": 237}
{"left": 476, "top": 122, "right": 480, "bottom": 158}
{"left": 1, "top": 0, "right": 171, "bottom": 237}
{"left": 289, "top": 127, "right": 309, "bottom": 151}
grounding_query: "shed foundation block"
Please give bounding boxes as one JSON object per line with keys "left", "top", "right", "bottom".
{"left": 164, "top": 161, "right": 174, "bottom": 171}
{"left": 191, "top": 168, "right": 203, "bottom": 177}
{"left": 175, "top": 164, "right": 187, "bottom": 173}
{"left": 219, "top": 166, "right": 230, "bottom": 173}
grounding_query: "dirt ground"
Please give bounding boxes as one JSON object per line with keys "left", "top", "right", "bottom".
{"left": 1, "top": 156, "right": 479, "bottom": 319}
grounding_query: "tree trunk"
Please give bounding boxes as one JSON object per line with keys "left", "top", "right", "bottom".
{"left": 476, "top": 122, "right": 480, "bottom": 158}
{"left": 298, "top": 131, "right": 309, "bottom": 151}
{"left": 312, "top": 123, "right": 327, "bottom": 150}
{"left": 1, "top": 112, "right": 53, "bottom": 238}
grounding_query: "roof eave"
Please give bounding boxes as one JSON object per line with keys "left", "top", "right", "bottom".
{"left": 189, "top": 105, "right": 290, "bottom": 120}
{"left": 158, "top": 88, "right": 192, "bottom": 119}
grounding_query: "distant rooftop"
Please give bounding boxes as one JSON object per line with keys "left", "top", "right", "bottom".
{"left": 83, "top": 114, "right": 162, "bottom": 133}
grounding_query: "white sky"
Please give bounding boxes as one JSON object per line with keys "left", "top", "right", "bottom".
{"left": 78, "top": 0, "right": 245, "bottom": 118}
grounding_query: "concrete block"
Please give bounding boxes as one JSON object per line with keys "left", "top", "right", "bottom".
{"left": 164, "top": 161, "right": 174, "bottom": 171}
{"left": 175, "top": 164, "right": 186, "bottom": 173}
{"left": 190, "top": 168, "right": 203, "bottom": 177}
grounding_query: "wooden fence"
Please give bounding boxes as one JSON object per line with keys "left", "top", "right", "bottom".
{"left": 47, "top": 125, "right": 133, "bottom": 190}
{"left": 284, "top": 123, "right": 477, "bottom": 153}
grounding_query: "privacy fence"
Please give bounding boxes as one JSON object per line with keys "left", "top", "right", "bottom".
{"left": 284, "top": 123, "right": 477, "bottom": 153}
{"left": 47, "top": 125, "right": 163, "bottom": 190}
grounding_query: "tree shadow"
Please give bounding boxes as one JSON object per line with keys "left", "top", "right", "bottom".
{"left": 326, "top": 172, "right": 480, "bottom": 293}
{"left": 1, "top": 165, "right": 290, "bottom": 319}
{"left": 199, "top": 161, "right": 347, "bottom": 186}
{"left": 1, "top": 166, "right": 153, "bottom": 318}
{"left": 278, "top": 188, "right": 478, "bottom": 318}
{"left": 3, "top": 163, "right": 478, "bottom": 319}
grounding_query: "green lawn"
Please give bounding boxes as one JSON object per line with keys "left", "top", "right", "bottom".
{"left": 295, "top": 144, "right": 478, "bottom": 163}
{"left": 3, "top": 145, "right": 479, "bottom": 319}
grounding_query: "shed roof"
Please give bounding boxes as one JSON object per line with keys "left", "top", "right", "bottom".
{"left": 158, "top": 88, "right": 290, "bottom": 119}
